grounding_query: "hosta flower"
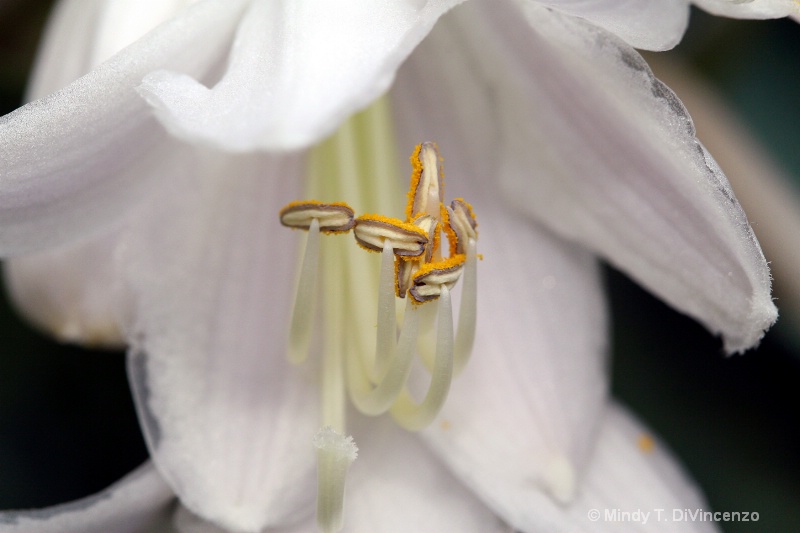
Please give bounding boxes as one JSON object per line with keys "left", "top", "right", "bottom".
{"left": 0, "top": 0, "right": 792, "bottom": 532}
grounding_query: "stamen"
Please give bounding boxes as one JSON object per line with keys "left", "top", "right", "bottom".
{"left": 287, "top": 218, "right": 321, "bottom": 365}
{"left": 375, "top": 241, "right": 398, "bottom": 380}
{"left": 406, "top": 142, "right": 444, "bottom": 220}
{"left": 454, "top": 238, "right": 477, "bottom": 375}
{"left": 314, "top": 427, "right": 358, "bottom": 533}
{"left": 409, "top": 255, "right": 465, "bottom": 303}
{"left": 352, "top": 214, "right": 429, "bottom": 257}
{"left": 395, "top": 256, "right": 416, "bottom": 298}
{"left": 411, "top": 214, "right": 439, "bottom": 262}
{"left": 347, "top": 297, "right": 420, "bottom": 415}
{"left": 446, "top": 199, "right": 478, "bottom": 255}
{"left": 390, "top": 284, "right": 455, "bottom": 431}
{"left": 280, "top": 201, "right": 355, "bottom": 233}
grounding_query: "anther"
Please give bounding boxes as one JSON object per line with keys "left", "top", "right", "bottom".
{"left": 409, "top": 255, "right": 466, "bottom": 303}
{"left": 353, "top": 214, "right": 428, "bottom": 257}
{"left": 446, "top": 199, "right": 478, "bottom": 255}
{"left": 280, "top": 201, "right": 355, "bottom": 233}
{"left": 406, "top": 142, "right": 444, "bottom": 220}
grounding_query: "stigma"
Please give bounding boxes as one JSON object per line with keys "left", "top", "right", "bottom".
{"left": 279, "top": 139, "right": 479, "bottom": 532}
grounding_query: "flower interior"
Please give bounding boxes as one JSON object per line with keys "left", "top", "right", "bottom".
{"left": 278, "top": 98, "right": 478, "bottom": 533}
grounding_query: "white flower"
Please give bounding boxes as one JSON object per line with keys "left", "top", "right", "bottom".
{"left": 0, "top": 0, "right": 791, "bottom": 532}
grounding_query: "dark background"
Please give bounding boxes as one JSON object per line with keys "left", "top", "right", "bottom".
{"left": 1, "top": 2, "right": 798, "bottom": 531}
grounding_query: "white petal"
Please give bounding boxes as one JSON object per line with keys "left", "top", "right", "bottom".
{"left": 649, "top": 55, "right": 800, "bottom": 332}
{"left": 138, "top": 0, "right": 465, "bottom": 151}
{"left": 26, "top": 0, "right": 196, "bottom": 100}
{"left": 173, "top": 418, "right": 509, "bottom": 533}
{"left": 0, "top": 462, "right": 175, "bottom": 533}
{"left": 397, "top": 1, "right": 776, "bottom": 353}
{"left": 566, "top": 402, "right": 720, "bottom": 533}
{"left": 527, "top": 0, "right": 690, "bottom": 50}
{"left": 121, "top": 150, "right": 319, "bottom": 533}
{"left": 492, "top": 402, "right": 722, "bottom": 532}
{"left": 4, "top": 230, "right": 125, "bottom": 347}
{"left": 342, "top": 418, "right": 509, "bottom": 532}
{"left": 693, "top": 0, "right": 799, "bottom": 18}
{"left": 0, "top": 0, "right": 247, "bottom": 255}
{"left": 416, "top": 214, "right": 608, "bottom": 511}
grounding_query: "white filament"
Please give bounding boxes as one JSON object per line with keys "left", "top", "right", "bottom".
{"left": 391, "top": 284, "right": 455, "bottom": 431}
{"left": 287, "top": 218, "right": 320, "bottom": 365}
{"left": 454, "top": 238, "right": 477, "bottom": 375}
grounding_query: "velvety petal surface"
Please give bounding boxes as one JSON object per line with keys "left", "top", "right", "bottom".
{"left": 529, "top": 0, "right": 689, "bottom": 50}
{"left": 394, "top": 45, "right": 609, "bottom": 515}
{"left": 26, "top": 0, "right": 195, "bottom": 101}
{"left": 649, "top": 55, "right": 800, "bottom": 332}
{"left": 138, "top": 0, "right": 465, "bottom": 151}
{"left": 0, "top": 0, "right": 247, "bottom": 255}
{"left": 398, "top": 0, "right": 776, "bottom": 353}
{"left": 694, "top": 0, "right": 799, "bottom": 18}
{"left": 120, "top": 149, "right": 319, "bottom": 533}
{"left": 0, "top": 462, "right": 175, "bottom": 533}
{"left": 173, "top": 417, "right": 509, "bottom": 533}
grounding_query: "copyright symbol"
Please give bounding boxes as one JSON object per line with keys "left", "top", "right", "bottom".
{"left": 587, "top": 509, "right": 600, "bottom": 522}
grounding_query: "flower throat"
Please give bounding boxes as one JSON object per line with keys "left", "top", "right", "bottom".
{"left": 279, "top": 97, "right": 478, "bottom": 533}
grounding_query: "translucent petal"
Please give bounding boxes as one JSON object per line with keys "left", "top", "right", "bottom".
{"left": 395, "top": 0, "right": 776, "bottom": 354}
{"left": 0, "top": 0, "right": 247, "bottom": 255}
{"left": 4, "top": 230, "right": 125, "bottom": 348}
{"left": 120, "top": 150, "right": 319, "bottom": 533}
{"left": 693, "top": 0, "right": 799, "bottom": 18}
{"left": 649, "top": 55, "right": 800, "bottom": 331}
{"left": 138, "top": 0, "right": 465, "bottom": 151}
{"left": 529, "top": 0, "right": 690, "bottom": 50}
{"left": 0, "top": 462, "right": 175, "bottom": 533}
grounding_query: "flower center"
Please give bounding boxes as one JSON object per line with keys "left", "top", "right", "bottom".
{"left": 279, "top": 97, "right": 478, "bottom": 533}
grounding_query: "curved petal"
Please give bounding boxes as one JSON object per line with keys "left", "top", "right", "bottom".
{"left": 120, "top": 149, "right": 319, "bottom": 533}
{"left": 3, "top": 230, "right": 125, "bottom": 347}
{"left": 427, "top": 402, "right": 718, "bottom": 532}
{"left": 0, "top": 462, "right": 175, "bottom": 533}
{"left": 397, "top": 0, "right": 776, "bottom": 353}
{"left": 138, "top": 0, "right": 465, "bottom": 151}
{"left": 26, "top": 0, "right": 195, "bottom": 101}
{"left": 0, "top": 0, "right": 247, "bottom": 255}
{"left": 566, "top": 402, "right": 720, "bottom": 533}
{"left": 693, "top": 0, "right": 799, "bottom": 18}
{"left": 649, "top": 55, "right": 800, "bottom": 332}
{"left": 528, "top": 0, "right": 690, "bottom": 50}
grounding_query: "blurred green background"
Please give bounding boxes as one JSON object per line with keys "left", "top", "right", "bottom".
{"left": 0, "top": 2, "right": 798, "bottom": 532}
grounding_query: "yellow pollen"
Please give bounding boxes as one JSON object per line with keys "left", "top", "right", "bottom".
{"left": 637, "top": 433, "right": 655, "bottom": 454}
{"left": 413, "top": 253, "right": 466, "bottom": 278}
{"left": 405, "top": 144, "right": 424, "bottom": 221}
